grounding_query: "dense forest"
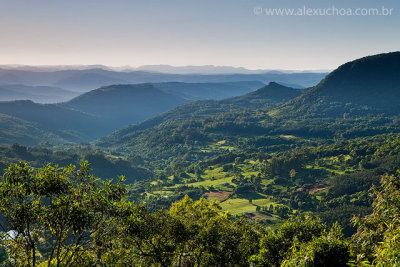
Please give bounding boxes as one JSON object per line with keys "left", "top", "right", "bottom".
{"left": 1, "top": 52, "right": 400, "bottom": 266}
{"left": 1, "top": 162, "right": 400, "bottom": 266}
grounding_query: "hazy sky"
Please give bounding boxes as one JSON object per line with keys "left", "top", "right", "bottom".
{"left": 0, "top": 0, "right": 399, "bottom": 70}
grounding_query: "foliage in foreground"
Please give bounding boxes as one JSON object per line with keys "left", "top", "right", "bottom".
{"left": 0, "top": 161, "right": 127, "bottom": 266}
{"left": 351, "top": 171, "right": 400, "bottom": 266}
{"left": 0, "top": 162, "right": 399, "bottom": 266}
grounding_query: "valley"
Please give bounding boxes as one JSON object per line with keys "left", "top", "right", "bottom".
{"left": 0, "top": 52, "right": 399, "bottom": 229}
{"left": 1, "top": 0, "right": 400, "bottom": 264}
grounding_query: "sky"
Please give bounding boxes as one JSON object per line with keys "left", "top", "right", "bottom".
{"left": 0, "top": 0, "right": 399, "bottom": 70}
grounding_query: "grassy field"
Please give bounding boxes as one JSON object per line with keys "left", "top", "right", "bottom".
{"left": 147, "top": 154, "right": 334, "bottom": 220}
{"left": 177, "top": 176, "right": 234, "bottom": 189}
{"left": 220, "top": 198, "right": 257, "bottom": 215}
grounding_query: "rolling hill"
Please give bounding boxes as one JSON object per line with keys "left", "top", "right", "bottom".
{"left": 97, "top": 82, "right": 304, "bottom": 156}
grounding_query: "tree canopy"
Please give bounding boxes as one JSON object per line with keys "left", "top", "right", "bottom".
{"left": 0, "top": 162, "right": 399, "bottom": 266}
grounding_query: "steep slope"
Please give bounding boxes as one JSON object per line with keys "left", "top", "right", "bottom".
{"left": 64, "top": 84, "right": 188, "bottom": 131}
{"left": 272, "top": 52, "right": 400, "bottom": 118}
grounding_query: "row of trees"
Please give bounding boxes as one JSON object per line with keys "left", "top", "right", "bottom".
{"left": 0, "top": 162, "right": 399, "bottom": 266}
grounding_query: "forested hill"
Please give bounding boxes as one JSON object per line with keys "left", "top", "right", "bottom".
{"left": 272, "top": 52, "right": 400, "bottom": 118}
{"left": 97, "top": 82, "right": 302, "bottom": 150}
{"left": 225, "top": 82, "right": 302, "bottom": 107}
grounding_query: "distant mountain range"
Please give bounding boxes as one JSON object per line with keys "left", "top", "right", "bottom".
{"left": 0, "top": 64, "right": 330, "bottom": 74}
{"left": 0, "top": 67, "right": 326, "bottom": 93}
{"left": 0, "top": 65, "right": 325, "bottom": 105}
{"left": 134, "top": 65, "right": 328, "bottom": 75}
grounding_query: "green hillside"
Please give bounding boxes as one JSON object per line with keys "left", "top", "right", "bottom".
{"left": 97, "top": 82, "right": 304, "bottom": 158}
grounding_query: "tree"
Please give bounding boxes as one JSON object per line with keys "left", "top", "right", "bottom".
{"left": 281, "top": 223, "right": 350, "bottom": 267}
{"left": 167, "top": 196, "right": 261, "bottom": 266}
{"left": 269, "top": 204, "right": 274, "bottom": 213}
{"left": 0, "top": 162, "right": 126, "bottom": 266}
{"left": 352, "top": 171, "right": 400, "bottom": 265}
{"left": 101, "top": 195, "right": 262, "bottom": 266}
{"left": 0, "top": 241, "right": 7, "bottom": 265}
{"left": 250, "top": 214, "right": 349, "bottom": 266}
